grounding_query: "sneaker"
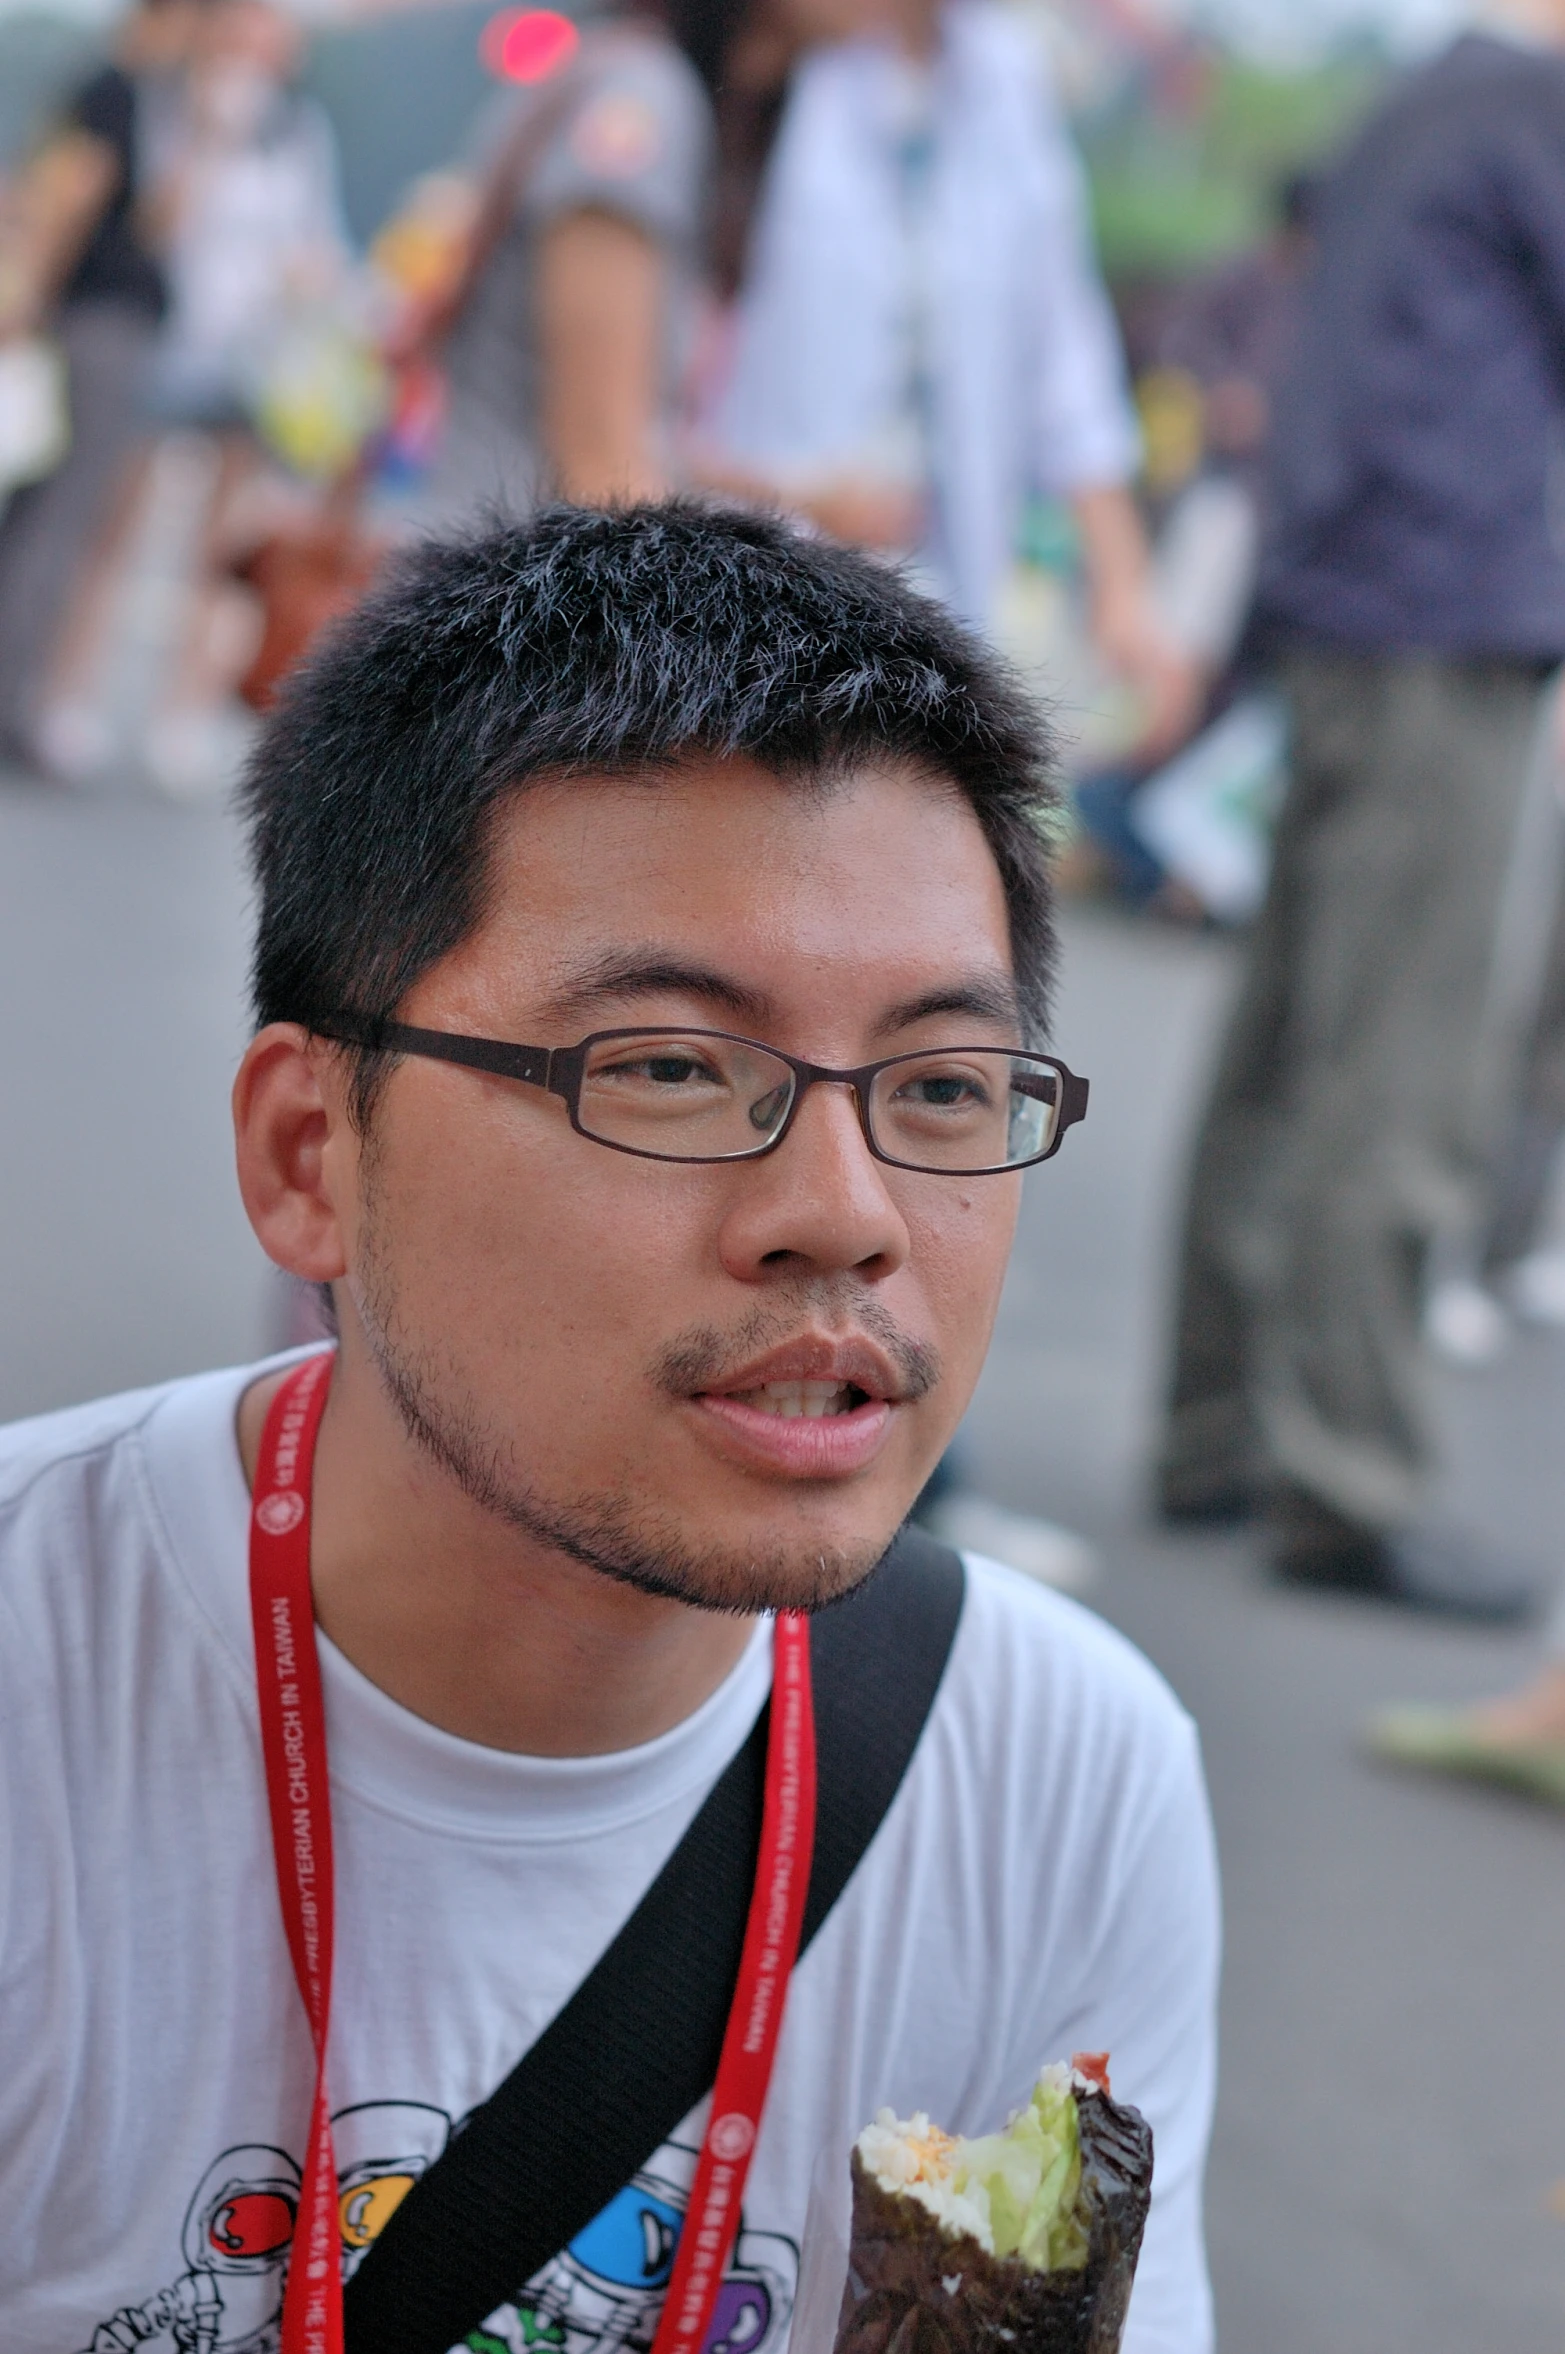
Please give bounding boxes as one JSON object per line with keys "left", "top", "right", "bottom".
{"left": 1424, "top": 1277, "right": 1508, "bottom": 1366}
{"left": 144, "top": 703, "right": 256, "bottom": 804}
{"left": 1506, "top": 1248, "right": 1565, "bottom": 1327}
{"left": 0, "top": 724, "right": 50, "bottom": 784}
{"left": 920, "top": 1492, "right": 1097, "bottom": 1595}
{"left": 1274, "top": 1513, "right": 1538, "bottom": 1624}
{"left": 1367, "top": 1704, "right": 1565, "bottom": 1809}
{"left": 1154, "top": 1468, "right": 1259, "bottom": 1527}
{"left": 33, "top": 700, "right": 117, "bottom": 787}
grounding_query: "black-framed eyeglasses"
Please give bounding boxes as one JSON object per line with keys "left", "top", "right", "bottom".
{"left": 314, "top": 1015, "right": 1089, "bottom": 1176}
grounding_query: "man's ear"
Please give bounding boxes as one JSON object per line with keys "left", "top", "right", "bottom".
{"left": 233, "top": 1025, "right": 355, "bottom": 1283}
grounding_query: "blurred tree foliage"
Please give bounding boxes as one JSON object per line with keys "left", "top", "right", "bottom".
{"left": 1081, "top": 46, "right": 1387, "bottom": 278}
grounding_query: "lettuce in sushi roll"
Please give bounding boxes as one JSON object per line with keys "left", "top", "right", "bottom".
{"left": 834, "top": 2057, "right": 1153, "bottom": 2354}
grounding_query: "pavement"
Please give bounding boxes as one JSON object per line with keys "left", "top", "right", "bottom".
{"left": 972, "top": 905, "right": 1565, "bottom": 2354}
{"left": 2, "top": 774, "right": 1563, "bottom": 2351}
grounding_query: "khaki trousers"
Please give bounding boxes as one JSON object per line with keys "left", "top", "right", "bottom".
{"left": 1161, "top": 650, "right": 1555, "bottom": 1531}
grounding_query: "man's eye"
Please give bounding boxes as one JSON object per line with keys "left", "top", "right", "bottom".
{"left": 603, "top": 1054, "right": 721, "bottom": 1087}
{"left": 898, "top": 1072, "right": 988, "bottom": 1109}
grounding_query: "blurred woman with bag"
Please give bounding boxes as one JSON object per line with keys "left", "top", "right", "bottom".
{"left": 136, "top": 0, "right": 364, "bottom": 793}
{"left": 408, "top": 0, "right": 736, "bottom": 524}
{"left": 240, "top": 0, "right": 742, "bottom": 768}
{"left": 692, "top": 0, "right": 1193, "bottom": 756}
{"left": 0, "top": 0, "right": 202, "bottom": 778}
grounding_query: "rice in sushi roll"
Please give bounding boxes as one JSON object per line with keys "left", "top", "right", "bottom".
{"left": 833, "top": 2057, "right": 1153, "bottom": 2354}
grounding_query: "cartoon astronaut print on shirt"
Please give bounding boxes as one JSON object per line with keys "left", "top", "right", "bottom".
{"left": 79, "top": 2112, "right": 798, "bottom": 2354}
{"left": 470, "top": 2135, "right": 798, "bottom": 2354}
{"left": 80, "top": 2104, "right": 453, "bottom": 2354}
{"left": 83, "top": 2141, "right": 302, "bottom": 2354}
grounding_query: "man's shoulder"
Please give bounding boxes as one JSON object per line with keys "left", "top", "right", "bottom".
{"left": 585, "top": 26, "right": 709, "bottom": 104}
{"left": 939, "top": 1551, "right": 1197, "bottom": 1786}
{"left": 0, "top": 1378, "right": 196, "bottom": 1717}
{"left": 0, "top": 1377, "right": 179, "bottom": 1515}
{"left": 953, "top": 1550, "right": 1190, "bottom": 1705}
{"left": 1440, "top": 28, "right": 1565, "bottom": 85}
{"left": 1384, "top": 32, "right": 1565, "bottom": 138}
{"left": 526, "top": 28, "right": 711, "bottom": 231}
{"left": 0, "top": 1356, "right": 287, "bottom": 1655}
{"left": 567, "top": 27, "right": 712, "bottom": 151}
{"left": 0, "top": 1353, "right": 310, "bottom": 1505}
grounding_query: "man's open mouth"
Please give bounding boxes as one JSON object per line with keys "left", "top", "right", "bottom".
{"left": 720, "top": 1379, "right": 872, "bottom": 1421}
{"left": 678, "top": 1337, "right": 908, "bottom": 1477}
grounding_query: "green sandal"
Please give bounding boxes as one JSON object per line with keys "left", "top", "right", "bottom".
{"left": 1367, "top": 1704, "right": 1565, "bottom": 1810}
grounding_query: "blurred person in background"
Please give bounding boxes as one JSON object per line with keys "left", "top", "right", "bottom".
{"left": 1157, "top": 5, "right": 1565, "bottom": 1618}
{"left": 151, "top": 0, "right": 346, "bottom": 434}
{"left": 680, "top": 0, "right": 1150, "bottom": 1592}
{"left": 132, "top": 0, "right": 354, "bottom": 795}
{"left": 239, "top": 0, "right": 734, "bottom": 779}
{"left": 0, "top": 0, "right": 201, "bottom": 778}
{"left": 408, "top": 0, "right": 731, "bottom": 522}
{"left": 1475, "top": 867, "right": 1565, "bottom": 1324}
{"left": 1069, "top": 175, "right": 1315, "bottom": 918}
{"left": 1419, "top": 749, "right": 1565, "bottom": 1364}
{"left": 266, "top": 0, "right": 735, "bottom": 1354}
{"left": 689, "top": 0, "right": 1196, "bottom": 758}
{"left": 1148, "top": 170, "right": 1315, "bottom": 511}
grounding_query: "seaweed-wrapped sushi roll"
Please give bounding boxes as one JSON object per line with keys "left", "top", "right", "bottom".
{"left": 833, "top": 2058, "right": 1153, "bottom": 2354}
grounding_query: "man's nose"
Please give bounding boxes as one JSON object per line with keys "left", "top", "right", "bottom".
{"left": 715, "top": 1078, "right": 911, "bottom": 1282}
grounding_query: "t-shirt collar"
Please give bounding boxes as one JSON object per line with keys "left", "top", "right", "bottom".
{"left": 140, "top": 1353, "right": 774, "bottom": 1840}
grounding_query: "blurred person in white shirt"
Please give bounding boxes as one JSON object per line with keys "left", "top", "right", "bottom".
{"left": 134, "top": 0, "right": 356, "bottom": 796}
{"left": 149, "top": 0, "right": 351, "bottom": 431}
{"left": 690, "top": 0, "right": 1184, "bottom": 1583}
{"left": 692, "top": 0, "right": 1195, "bottom": 753}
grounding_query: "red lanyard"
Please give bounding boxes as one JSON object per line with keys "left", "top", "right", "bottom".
{"left": 249, "top": 1350, "right": 817, "bottom": 2354}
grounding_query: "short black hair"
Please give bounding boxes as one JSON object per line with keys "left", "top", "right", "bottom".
{"left": 243, "top": 503, "right": 1059, "bottom": 1112}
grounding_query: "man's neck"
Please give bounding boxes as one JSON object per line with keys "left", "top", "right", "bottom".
{"left": 236, "top": 1355, "right": 757, "bottom": 1757}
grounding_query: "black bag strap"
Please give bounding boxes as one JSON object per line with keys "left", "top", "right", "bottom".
{"left": 343, "top": 1527, "right": 966, "bottom": 2354}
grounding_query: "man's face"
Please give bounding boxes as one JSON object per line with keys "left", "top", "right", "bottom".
{"left": 336, "top": 755, "right": 1028, "bottom": 1613}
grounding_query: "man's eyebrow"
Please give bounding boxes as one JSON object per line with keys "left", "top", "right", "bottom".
{"left": 874, "top": 976, "right": 1025, "bottom": 1037}
{"left": 539, "top": 951, "right": 774, "bottom": 1028}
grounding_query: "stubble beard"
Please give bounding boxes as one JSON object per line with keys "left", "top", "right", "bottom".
{"left": 349, "top": 1198, "right": 939, "bottom": 1617}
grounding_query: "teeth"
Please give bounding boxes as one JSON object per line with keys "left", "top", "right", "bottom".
{"left": 733, "top": 1379, "right": 856, "bottom": 1419}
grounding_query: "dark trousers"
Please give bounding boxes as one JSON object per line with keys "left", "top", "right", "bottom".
{"left": 1482, "top": 843, "right": 1565, "bottom": 1273}
{"left": 1160, "top": 651, "right": 1553, "bottom": 1533}
{"left": 0, "top": 300, "right": 153, "bottom": 757}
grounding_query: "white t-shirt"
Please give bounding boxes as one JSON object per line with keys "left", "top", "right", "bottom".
{"left": 0, "top": 1359, "right": 1219, "bottom": 2354}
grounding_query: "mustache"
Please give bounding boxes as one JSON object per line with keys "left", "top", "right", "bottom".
{"left": 650, "top": 1292, "right": 941, "bottom": 1402}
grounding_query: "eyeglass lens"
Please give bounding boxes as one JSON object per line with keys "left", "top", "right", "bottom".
{"left": 575, "top": 1034, "right": 1060, "bottom": 1169}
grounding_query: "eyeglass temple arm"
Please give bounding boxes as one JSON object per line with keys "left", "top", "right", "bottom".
{"left": 1055, "top": 1069, "right": 1089, "bottom": 1133}
{"left": 314, "top": 1015, "right": 554, "bottom": 1093}
{"left": 1013, "top": 1064, "right": 1090, "bottom": 1133}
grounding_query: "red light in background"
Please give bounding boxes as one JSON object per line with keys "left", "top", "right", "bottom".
{"left": 480, "top": 7, "right": 580, "bottom": 83}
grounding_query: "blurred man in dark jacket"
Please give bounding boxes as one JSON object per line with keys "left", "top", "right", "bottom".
{"left": 1159, "top": 21, "right": 1565, "bottom": 1615}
